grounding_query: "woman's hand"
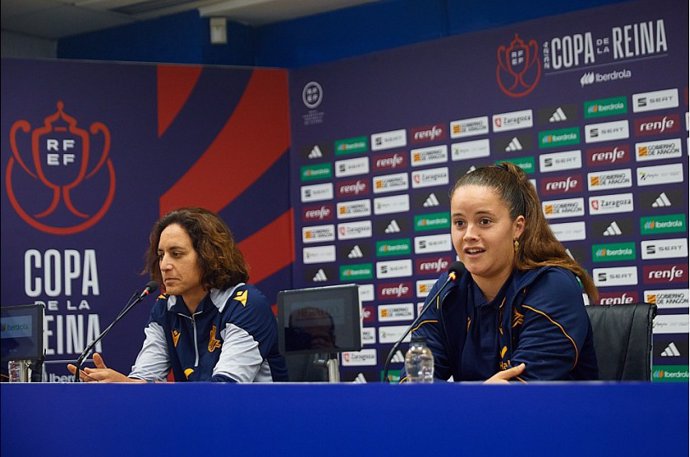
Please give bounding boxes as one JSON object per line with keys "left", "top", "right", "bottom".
{"left": 67, "top": 353, "right": 143, "bottom": 383}
{"left": 484, "top": 363, "right": 526, "bottom": 384}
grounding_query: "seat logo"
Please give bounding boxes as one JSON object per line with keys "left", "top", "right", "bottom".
{"left": 6, "top": 101, "right": 115, "bottom": 235}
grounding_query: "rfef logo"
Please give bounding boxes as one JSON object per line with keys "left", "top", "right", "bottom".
{"left": 6, "top": 101, "right": 116, "bottom": 234}
{"left": 496, "top": 34, "right": 542, "bottom": 97}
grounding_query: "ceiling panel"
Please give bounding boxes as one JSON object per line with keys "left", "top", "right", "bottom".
{"left": 1, "top": 0, "right": 380, "bottom": 39}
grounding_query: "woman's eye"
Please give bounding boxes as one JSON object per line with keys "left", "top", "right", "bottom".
{"left": 480, "top": 218, "right": 492, "bottom": 225}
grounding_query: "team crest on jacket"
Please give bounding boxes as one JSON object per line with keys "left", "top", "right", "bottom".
{"left": 512, "top": 308, "right": 524, "bottom": 328}
{"left": 208, "top": 325, "right": 221, "bottom": 352}
{"left": 171, "top": 329, "right": 181, "bottom": 347}
{"left": 234, "top": 289, "right": 248, "bottom": 306}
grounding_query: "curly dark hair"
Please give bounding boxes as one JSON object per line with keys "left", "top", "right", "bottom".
{"left": 450, "top": 162, "right": 598, "bottom": 302}
{"left": 144, "top": 207, "right": 249, "bottom": 292}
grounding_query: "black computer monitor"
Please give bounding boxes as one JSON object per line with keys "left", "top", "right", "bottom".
{"left": 1, "top": 304, "right": 45, "bottom": 364}
{"left": 277, "top": 284, "right": 362, "bottom": 355}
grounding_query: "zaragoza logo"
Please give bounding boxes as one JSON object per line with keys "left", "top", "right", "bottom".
{"left": 6, "top": 101, "right": 116, "bottom": 235}
{"left": 496, "top": 34, "right": 542, "bottom": 98}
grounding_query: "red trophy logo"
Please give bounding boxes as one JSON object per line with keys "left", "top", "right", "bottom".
{"left": 6, "top": 101, "right": 116, "bottom": 235}
{"left": 496, "top": 34, "right": 542, "bottom": 98}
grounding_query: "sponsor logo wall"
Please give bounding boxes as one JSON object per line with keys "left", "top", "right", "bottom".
{"left": 290, "top": 0, "right": 688, "bottom": 382}
{"left": 2, "top": 61, "right": 293, "bottom": 381}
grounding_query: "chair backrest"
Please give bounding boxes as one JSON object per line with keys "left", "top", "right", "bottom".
{"left": 585, "top": 303, "right": 657, "bottom": 381}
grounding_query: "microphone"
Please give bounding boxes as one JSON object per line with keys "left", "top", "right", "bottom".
{"left": 382, "top": 262, "right": 465, "bottom": 383}
{"left": 73, "top": 280, "right": 159, "bottom": 382}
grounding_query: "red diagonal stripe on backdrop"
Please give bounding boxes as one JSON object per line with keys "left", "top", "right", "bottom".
{"left": 238, "top": 209, "right": 294, "bottom": 284}
{"left": 159, "top": 69, "right": 290, "bottom": 215}
{"left": 157, "top": 65, "right": 202, "bottom": 137}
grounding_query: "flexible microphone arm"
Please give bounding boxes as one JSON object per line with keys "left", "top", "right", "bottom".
{"left": 382, "top": 262, "right": 465, "bottom": 384}
{"left": 73, "top": 280, "right": 159, "bottom": 382}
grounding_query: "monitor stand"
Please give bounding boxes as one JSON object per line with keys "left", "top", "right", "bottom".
{"left": 326, "top": 355, "right": 340, "bottom": 383}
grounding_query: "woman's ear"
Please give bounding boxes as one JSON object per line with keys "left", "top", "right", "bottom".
{"left": 513, "top": 215, "right": 526, "bottom": 239}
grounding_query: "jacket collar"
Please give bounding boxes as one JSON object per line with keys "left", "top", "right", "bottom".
{"left": 165, "top": 282, "right": 246, "bottom": 314}
{"left": 444, "top": 266, "right": 552, "bottom": 304}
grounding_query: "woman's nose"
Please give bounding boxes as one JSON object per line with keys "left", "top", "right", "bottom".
{"left": 463, "top": 223, "right": 478, "bottom": 240}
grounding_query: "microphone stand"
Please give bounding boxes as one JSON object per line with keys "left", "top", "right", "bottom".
{"left": 73, "top": 283, "right": 157, "bottom": 382}
{"left": 381, "top": 268, "right": 461, "bottom": 383}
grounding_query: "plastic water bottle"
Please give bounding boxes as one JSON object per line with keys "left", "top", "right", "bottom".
{"left": 404, "top": 335, "right": 434, "bottom": 383}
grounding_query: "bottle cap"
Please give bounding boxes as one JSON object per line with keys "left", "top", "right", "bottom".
{"left": 411, "top": 335, "right": 426, "bottom": 343}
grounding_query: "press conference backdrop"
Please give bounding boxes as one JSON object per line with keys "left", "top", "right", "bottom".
{"left": 1, "top": 63, "right": 293, "bottom": 380}
{"left": 1, "top": 0, "right": 687, "bottom": 385}
{"left": 289, "top": 0, "right": 689, "bottom": 382}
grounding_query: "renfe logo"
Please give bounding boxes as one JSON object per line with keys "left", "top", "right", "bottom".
{"left": 372, "top": 151, "right": 407, "bottom": 171}
{"left": 586, "top": 144, "right": 630, "bottom": 166}
{"left": 643, "top": 264, "right": 688, "bottom": 284}
{"left": 411, "top": 124, "right": 446, "bottom": 144}
{"left": 336, "top": 179, "right": 369, "bottom": 198}
{"left": 415, "top": 256, "right": 452, "bottom": 275}
{"left": 634, "top": 114, "right": 680, "bottom": 136}
{"left": 377, "top": 282, "right": 413, "bottom": 299}
{"left": 540, "top": 174, "right": 583, "bottom": 195}
{"left": 598, "top": 291, "right": 639, "bottom": 305}
{"left": 302, "top": 204, "right": 334, "bottom": 222}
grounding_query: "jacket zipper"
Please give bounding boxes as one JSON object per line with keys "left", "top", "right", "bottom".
{"left": 178, "top": 311, "right": 203, "bottom": 368}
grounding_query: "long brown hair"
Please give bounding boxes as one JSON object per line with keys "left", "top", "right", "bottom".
{"left": 145, "top": 207, "right": 249, "bottom": 291}
{"left": 450, "top": 162, "right": 598, "bottom": 301}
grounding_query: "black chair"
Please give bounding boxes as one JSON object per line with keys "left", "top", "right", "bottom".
{"left": 585, "top": 303, "right": 657, "bottom": 381}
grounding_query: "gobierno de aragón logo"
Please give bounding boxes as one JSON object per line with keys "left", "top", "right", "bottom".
{"left": 6, "top": 101, "right": 116, "bottom": 235}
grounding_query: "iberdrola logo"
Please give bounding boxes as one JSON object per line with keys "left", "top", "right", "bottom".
{"left": 496, "top": 34, "right": 542, "bottom": 98}
{"left": 6, "top": 101, "right": 116, "bottom": 235}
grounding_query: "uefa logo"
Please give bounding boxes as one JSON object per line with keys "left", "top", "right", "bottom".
{"left": 496, "top": 34, "right": 542, "bottom": 98}
{"left": 6, "top": 101, "right": 116, "bottom": 235}
{"left": 302, "top": 81, "right": 323, "bottom": 109}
